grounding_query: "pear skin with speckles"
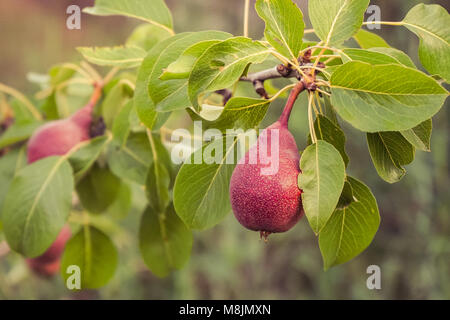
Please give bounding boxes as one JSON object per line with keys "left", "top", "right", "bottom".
{"left": 229, "top": 120, "right": 304, "bottom": 238}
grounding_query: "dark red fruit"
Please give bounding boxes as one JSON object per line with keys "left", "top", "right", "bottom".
{"left": 229, "top": 83, "right": 305, "bottom": 239}
{"left": 26, "top": 226, "right": 71, "bottom": 277}
{"left": 27, "top": 103, "right": 94, "bottom": 163}
{"left": 27, "top": 83, "right": 102, "bottom": 164}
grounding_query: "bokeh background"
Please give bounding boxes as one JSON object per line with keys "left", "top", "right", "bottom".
{"left": 0, "top": 0, "right": 449, "bottom": 299}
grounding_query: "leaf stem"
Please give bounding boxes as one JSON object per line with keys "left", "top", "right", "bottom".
{"left": 363, "top": 21, "right": 404, "bottom": 27}
{"left": 308, "top": 92, "right": 317, "bottom": 144}
{"left": 103, "top": 67, "right": 120, "bottom": 85}
{"left": 81, "top": 61, "right": 102, "bottom": 82}
{"left": 243, "top": 0, "right": 250, "bottom": 38}
{"left": 147, "top": 129, "right": 158, "bottom": 162}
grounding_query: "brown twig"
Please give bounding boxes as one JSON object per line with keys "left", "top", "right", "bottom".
{"left": 240, "top": 65, "right": 298, "bottom": 99}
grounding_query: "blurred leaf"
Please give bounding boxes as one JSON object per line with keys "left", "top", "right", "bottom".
{"left": 126, "top": 24, "right": 172, "bottom": 51}
{"left": 55, "top": 84, "right": 92, "bottom": 118}
{"left": 146, "top": 133, "right": 170, "bottom": 213}
{"left": 77, "top": 164, "right": 121, "bottom": 214}
{"left": 0, "top": 121, "right": 42, "bottom": 149}
{"left": 319, "top": 176, "right": 380, "bottom": 270}
{"left": 108, "top": 132, "right": 152, "bottom": 185}
{"left": 112, "top": 101, "right": 133, "bottom": 146}
{"left": 101, "top": 81, "right": 132, "bottom": 129}
{"left": 77, "top": 46, "right": 147, "bottom": 69}
{"left": 401, "top": 119, "right": 432, "bottom": 152}
{"left": 49, "top": 64, "right": 76, "bottom": 87}
{"left": 255, "top": 0, "right": 305, "bottom": 60}
{"left": 106, "top": 182, "right": 132, "bottom": 220}
{"left": 0, "top": 146, "right": 26, "bottom": 214}
{"left": 309, "top": 0, "right": 369, "bottom": 46}
{"left": 330, "top": 62, "right": 448, "bottom": 132}
{"left": 61, "top": 226, "right": 118, "bottom": 289}
{"left": 84, "top": 0, "right": 174, "bottom": 34}
{"left": 367, "top": 131, "right": 415, "bottom": 183}
{"left": 68, "top": 135, "right": 112, "bottom": 181}
{"left": 10, "top": 98, "right": 40, "bottom": 124}
{"left": 299, "top": 140, "right": 346, "bottom": 234}
{"left": 173, "top": 136, "right": 238, "bottom": 230}
{"left": 403, "top": 4, "right": 450, "bottom": 83}
{"left": 189, "top": 37, "right": 271, "bottom": 110}
{"left": 139, "top": 205, "right": 193, "bottom": 278}
{"left": 353, "top": 29, "right": 390, "bottom": 48}
{"left": 2, "top": 156, "right": 73, "bottom": 257}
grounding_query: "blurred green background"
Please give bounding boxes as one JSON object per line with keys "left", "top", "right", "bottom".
{"left": 0, "top": 0, "right": 449, "bottom": 300}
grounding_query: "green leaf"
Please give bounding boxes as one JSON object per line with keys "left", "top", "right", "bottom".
{"left": 161, "top": 40, "right": 226, "bottom": 80}
{"left": 77, "top": 164, "right": 121, "bottom": 214}
{"left": 146, "top": 162, "right": 170, "bottom": 213}
{"left": 49, "top": 65, "right": 76, "bottom": 87}
{"left": 341, "top": 48, "right": 412, "bottom": 67}
{"left": 298, "top": 140, "right": 346, "bottom": 234}
{"left": 112, "top": 101, "right": 133, "bottom": 147}
{"left": 61, "top": 226, "right": 118, "bottom": 289}
{"left": 400, "top": 119, "right": 432, "bottom": 152}
{"left": 101, "top": 81, "right": 132, "bottom": 129}
{"left": 319, "top": 176, "right": 380, "bottom": 270}
{"left": 0, "top": 122, "right": 42, "bottom": 149}
{"left": 0, "top": 146, "right": 26, "bottom": 214}
{"left": 126, "top": 24, "right": 172, "bottom": 51}
{"left": 173, "top": 136, "right": 238, "bottom": 230}
{"left": 84, "top": 0, "right": 173, "bottom": 35}
{"left": 134, "top": 34, "right": 189, "bottom": 130}
{"left": 308, "top": 115, "right": 349, "bottom": 167}
{"left": 148, "top": 31, "right": 231, "bottom": 112}
{"left": 353, "top": 29, "right": 390, "bottom": 49}
{"left": 146, "top": 132, "right": 172, "bottom": 213}
{"left": 403, "top": 4, "right": 450, "bottom": 83}
{"left": 55, "top": 83, "right": 93, "bottom": 118}
{"left": 68, "top": 135, "right": 112, "bottom": 181}
{"left": 309, "top": 0, "right": 369, "bottom": 46}
{"left": 255, "top": 0, "right": 305, "bottom": 60}
{"left": 2, "top": 156, "right": 74, "bottom": 257}
{"left": 190, "top": 97, "right": 271, "bottom": 132}
{"left": 368, "top": 47, "right": 416, "bottom": 69}
{"left": 336, "top": 180, "right": 355, "bottom": 210}
{"left": 106, "top": 182, "right": 132, "bottom": 220}
{"left": 330, "top": 61, "right": 448, "bottom": 132}
{"left": 139, "top": 204, "right": 192, "bottom": 278}
{"left": 108, "top": 132, "right": 152, "bottom": 185}
{"left": 189, "top": 37, "right": 271, "bottom": 110}
{"left": 77, "top": 46, "right": 147, "bottom": 69}
{"left": 367, "top": 131, "right": 415, "bottom": 183}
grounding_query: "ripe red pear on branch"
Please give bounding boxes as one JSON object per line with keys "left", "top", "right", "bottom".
{"left": 26, "top": 226, "right": 71, "bottom": 277}
{"left": 27, "top": 83, "right": 103, "bottom": 163}
{"left": 230, "top": 82, "right": 305, "bottom": 239}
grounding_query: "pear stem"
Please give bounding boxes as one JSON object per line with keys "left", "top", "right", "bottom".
{"left": 86, "top": 82, "right": 103, "bottom": 112}
{"left": 278, "top": 81, "right": 305, "bottom": 127}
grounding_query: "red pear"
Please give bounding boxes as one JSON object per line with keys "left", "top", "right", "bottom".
{"left": 27, "top": 84, "right": 102, "bottom": 163}
{"left": 26, "top": 226, "right": 71, "bottom": 276}
{"left": 229, "top": 83, "right": 305, "bottom": 239}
